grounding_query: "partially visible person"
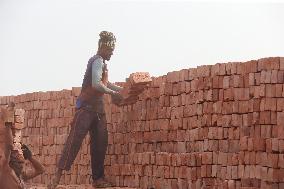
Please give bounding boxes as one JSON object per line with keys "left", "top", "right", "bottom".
{"left": 0, "top": 105, "right": 23, "bottom": 189}
{"left": 1, "top": 102, "right": 45, "bottom": 189}
{"left": 8, "top": 103, "right": 45, "bottom": 187}
{"left": 9, "top": 143, "right": 45, "bottom": 184}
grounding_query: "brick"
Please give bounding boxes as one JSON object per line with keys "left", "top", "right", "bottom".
{"left": 179, "top": 69, "right": 189, "bottom": 82}
{"left": 267, "top": 153, "right": 279, "bottom": 168}
{"left": 260, "top": 70, "right": 272, "bottom": 84}
{"left": 277, "top": 112, "right": 284, "bottom": 126}
{"left": 234, "top": 88, "right": 249, "bottom": 101}
{"left": 218, "top": 152, "right": 228, "bottom": 165}
{"left": 201, "top": 152, "right": 213, "bottom": 165}
{"left": 196, "top": 65, "right": 211, "bottom": 77}
{"left": 266, "top": 84, "right": 276, "bottom": 97}
{"left": 240, "top": 136, "right": 248, "bottom": 150}
{"left": 275, "top": 84, "right": 283, "bottom": 97}
{"left": 277, "top": 71, "right": 284, "bottom": 85}
{"left": 188, "top": 68, "right": 197, "bottom": 81}
{"left": 258, "top": 57, "right": 280, "bottom": 71}
{"left": 211, "top": 63, "right": 220, "bottom": 76}
{"left": 279, "top": 139, "right": 284, "bottom": 152}
{"left": 233, "top": 75, "right": 244, "bottom": 88}
{"left": 212, "top": 76, "right": 219, "bottom": 89}
{"left": 280, "top": 57, "right": 284, "bottom": 70}
{"left": 276, "top": 98, "right": 284, "bottom": 111}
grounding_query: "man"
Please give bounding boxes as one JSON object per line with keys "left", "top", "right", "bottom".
{"left": 0, "top": 125, "right": 22, "bottom": 189}
{"left": 0, "top": 105, "right": 23, "bottom": 189}
{"left": 50, "top": 31, "right": 123, "bottom": 188}
{"left": 9, "top": 143, "right": 45, "bottom": 187}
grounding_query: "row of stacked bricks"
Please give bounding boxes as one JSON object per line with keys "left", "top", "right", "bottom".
{"left": 104, "top": 57, "right": 284, "bottom": 189}
{"left": 1, "top": 56, "right": 284, "bottom": 188}
{"left": 0, "top": 89, "right": 94, "bottom": 185}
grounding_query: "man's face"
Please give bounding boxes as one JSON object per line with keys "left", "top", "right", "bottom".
{"left": 101, "top": 46, "right": 114, "bottom": 61}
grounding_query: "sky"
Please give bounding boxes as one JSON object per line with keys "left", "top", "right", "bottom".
{"left": 0, "top": 0, "right": 284, "bottom": 96}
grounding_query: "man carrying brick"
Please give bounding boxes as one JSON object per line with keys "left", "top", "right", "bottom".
{"left": 50, "top": 31, "right": 123, "bottom": 188}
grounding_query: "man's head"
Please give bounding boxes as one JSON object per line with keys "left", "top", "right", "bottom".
{"left": 97, "top": 31, "right": 116, "bottom": 61}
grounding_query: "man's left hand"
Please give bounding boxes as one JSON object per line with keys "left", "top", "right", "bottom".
{"left": 21, "top": 144, "right": 32, "bottom": 160}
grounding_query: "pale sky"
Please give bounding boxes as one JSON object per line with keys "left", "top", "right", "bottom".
{"left": 1, "top": 0, "right": 284, "bottom": 96}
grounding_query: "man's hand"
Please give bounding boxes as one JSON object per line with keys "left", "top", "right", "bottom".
{"left": 21, "top": 144, "right": 32, "bottom": 160}
{"left": 111, "top": 91, "right": 124, "bottom": 106}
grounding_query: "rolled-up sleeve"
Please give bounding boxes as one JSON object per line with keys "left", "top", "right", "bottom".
{"left": 92, "top": 58, "right": 115, "bottom": 94}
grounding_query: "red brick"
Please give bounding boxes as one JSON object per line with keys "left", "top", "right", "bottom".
{"left": 267, "top": 144, "right": 275, "bottom": 158}
{"left": 224, "top": 88, "right": 234, "bottom": 101}
{"left": 212, "top": 76, "right": 219, "bottom": 89}
{"left": 196, "top": 65, "right": 211, "bottom": 77}
{"left": 240, "top": 136, "right": 248, "bottom": 150}
{"left": 211, "top": 63, "right": 220, "bottom": 76}
{"left": 179, "top": 69, "right": 189, "bottom": 82}
{"left": 260, "top": 70, "right": 272, "bottom": 84}
{"left": 217, "top": 63, "right": 226, "bottom": 75}
{"left": 218, "top": 152, "right": 228, "bottom": 165}
{"left": 278, "top": 140, "right": 284, "bottom": 154}
{"left": 201, "top": 152, "right": 213, "bottom": 165}
{"left": 267, "top": 153, "right": 278, "bottom": 168}
{"left": 280, "top": 57, "right": 284, "bottom": 70}
{"left": 271, "top": 70, "right": 278, "bottom": 83}
{"left": 238, "top": 165, "right": 244, "bottom": 178}
{"left": 254, "top": 138, "right": 266, "bottom": 151}
{"left": 239, "top": 101, "right": 250, "bottom": 114}
{"left": 233, "top": 75, "right": 244, "bottom": 88}
{"left": 248, "top": 73, "right": 255, "bottom": 86}
{"left": 167, "top": 71, "right": 180, "bottom": 83}
{"left": 259, "top": 111, "right": 271, "bottom": 124}
{"left": 234, "top": 88, "right": 249, "bottom": 101}
{"left": 277, "top": 112, "right": 284, "bottom": 126}
{"left": 258, "top": 57, "right": 280, "bottom": 71}
{"left": 271, "top": 138, "right": 279, "bottom": 152}
{"left": 275, "top": 84, "right": 283, "bottom": 97}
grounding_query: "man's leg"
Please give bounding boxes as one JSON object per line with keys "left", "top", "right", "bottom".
{"left": 89, "top": 113, "right": 112, "bottom": 187}
{"left": 50, "top": 108, "right": 95, "bottom": 188}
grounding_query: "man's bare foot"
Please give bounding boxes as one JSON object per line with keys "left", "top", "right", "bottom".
{"left": 47, "top": 178, "right": 59, "bottom": 189}
{"left": 48, "top": 173, "right": 62, "bottom": 189}
{"left": 48, "top": 169, "right": 63, "bottom": 189}
{"left": 92, "top": 178, "right": 114, "bottom": 188}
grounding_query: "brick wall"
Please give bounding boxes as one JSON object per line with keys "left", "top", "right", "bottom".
{"left": 1, "top": 57, "right": 284, "bottom": 189}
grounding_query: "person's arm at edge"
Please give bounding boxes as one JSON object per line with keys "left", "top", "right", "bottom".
{"left": 22, "top": 157, "right": 45, "bottom": 181}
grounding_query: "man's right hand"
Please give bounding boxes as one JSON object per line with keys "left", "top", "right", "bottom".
{"left": 111, "top": 91, "right": 124, "bottom": 105}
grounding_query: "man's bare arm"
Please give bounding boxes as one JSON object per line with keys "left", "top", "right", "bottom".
{"left": 22, "top": 157, "right": 45, "bottom": 181}
{"left": 107, "top": 82, "right": 123, "bottom": 92}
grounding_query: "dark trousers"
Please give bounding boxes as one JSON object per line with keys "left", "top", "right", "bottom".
{"left": 57, "top": 107, "right": 108, "bottom": 180}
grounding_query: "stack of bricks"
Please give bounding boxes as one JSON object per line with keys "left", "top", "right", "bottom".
{"left": 104, "top": 57, "right": 284, "bottom": 189}
{"left": 0, "top": 104, "right": 25, "bottom": 157}
{"left": 0, "top": 89, "right": 91, "bottom": 185}
{"left": 0, "top": 57, "right": 284, "bottom": 189}
{"left": 11, "top": 108, "right": 25, "bottom": 157}
{"left": 119, "top": 72, "right": 152, "bottom": 105}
